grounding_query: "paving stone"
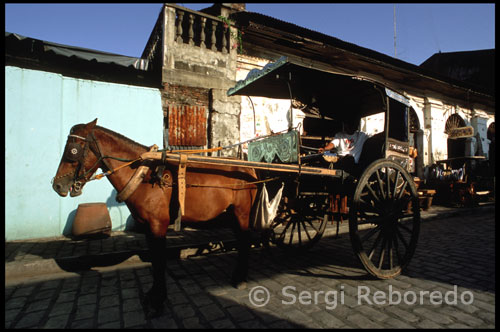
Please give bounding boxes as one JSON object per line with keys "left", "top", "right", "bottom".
{"left": 238, "top": 319, "right": 268, "bottom": 328}
{"left": 43, "top": 314, "right": 70, "bottom": 329}
{"left": 182, "top": 316, "right": 205, "bottom": 328}
{"left": 122, "top": 298, "right": 143, "bottom": 312}
{"left": 383, "top": 305, "right": 420, "bottom": 323}
{"left": 13, "top": 285, "right": 36, "bottom": 297}
{"left": 167, "top": 291, "right": 189, "bottom": 305}
{"left": 98, "top": 321, "right": 121, "bottom": 328}
{"left": 5, "top": 296, "right": 28, "bottom": 310}
{"left": 5, "top": 308, "right": 21, "bottom": 324}
{"left": 385, "top": 317, "right": 415, "bottom": 328}
{"left": 121, "top": 287, "right": 139, "bottom": 299}
{"left": 355, "top": 304, "right": 390, "bottom": 322}
{"left": 99, "top": 294, "right": 120, "bottom": 308}
{"left": 74, "top": 303, "right": 96, "bottom": 320}
{"left": 151, "top": 316, "right": 179, "bottom": 328}
{"left": 97, "top": 306, "right": 120, "bottom": 324}
{"left": 77, "top": 293, "right": 97, "bottom": 306}
{"left": 123, "top": 309, "right": 147, "bottom": 328}
{"left": 417, "top": 319, "right": 443, "bottom": 328}
{"left": 309, "top": 310, "right": 346, "bottom": 328}
{"left": 226, "top": 305, "right": 255, "bottom": 322}
{"left": 25, "top": 298, "right": 51, "bottom": 313}
{"left": 55, "top": 290, "right": 77, "bottom": 303}
{"left": 346, "top": 313, "right": 383, "bottom": 329}
{"left": 172, "top": 303, "right": 196, "bottom": 319}
{"left": 13, "top": 311, "right": 45, "bottom": 328}
{"left": 49, "top": 301, "right": 74, "bottom": 316}
{"left": 199, "top": 303, "right": 226, "bottom": 321}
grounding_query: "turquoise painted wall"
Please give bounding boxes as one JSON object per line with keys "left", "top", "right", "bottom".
{"left": 5, "top": 66, "right": 163, "bottom": 240}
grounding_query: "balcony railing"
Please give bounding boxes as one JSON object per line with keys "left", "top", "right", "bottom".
{"left": 168, "top": 4, "right": 232, "bottom": 54}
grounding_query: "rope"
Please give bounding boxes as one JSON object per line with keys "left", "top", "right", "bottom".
{"left": 157, "top": 126, "right": 301, "bottom": 155}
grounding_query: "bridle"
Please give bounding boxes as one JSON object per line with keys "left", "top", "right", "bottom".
{"left": 53, "top": 129, "right": 142, "bottom": 193}
{"left": 52, "top": 130, "right": 110, "bottom": 191}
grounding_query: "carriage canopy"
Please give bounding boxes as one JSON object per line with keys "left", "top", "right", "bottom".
{"left": 227, "top": 56, "right": 410, "bottom": 125}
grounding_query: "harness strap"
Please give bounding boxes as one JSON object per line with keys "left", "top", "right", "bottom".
{"left": 113, "top": 145, "right": 159, "bottom": 202}
{"left": 115, "top": 162, "right": 149, "bottom": 203}
{"left": 178, "top": 154, "right": 188, "bottom": 215}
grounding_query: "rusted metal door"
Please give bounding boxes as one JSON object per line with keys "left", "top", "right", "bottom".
{"left": 167, "top": 105, "right": 207, "bottom": 146}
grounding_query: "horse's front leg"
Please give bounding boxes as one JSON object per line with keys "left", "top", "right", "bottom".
{"left": 231, "top": 228, "right": 250, "bottom": 289}
{"left": 143, "top": 231, "right": 167, "bottom": 318}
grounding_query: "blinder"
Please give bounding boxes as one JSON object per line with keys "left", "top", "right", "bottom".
{"left": 64, "top": 142, "right": 85, "bottom": 162}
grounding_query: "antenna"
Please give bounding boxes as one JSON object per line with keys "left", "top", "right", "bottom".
{"left": 393, "top": 4, "right": 397, "bottom": 58}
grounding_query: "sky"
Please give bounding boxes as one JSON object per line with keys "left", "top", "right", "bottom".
{"left": 5, "top": 3, "right": 495, "bottom": 66}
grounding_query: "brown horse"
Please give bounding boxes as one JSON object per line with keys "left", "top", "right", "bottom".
{"left": 52, "top": 119, "right": 258, "bottom": 317}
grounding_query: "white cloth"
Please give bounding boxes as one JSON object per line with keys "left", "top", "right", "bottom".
{"left": 330, "top": 131, "right": 369, "bottom": 164}
{"left": 251, "top": 182, "right": 284, "bottom": 230}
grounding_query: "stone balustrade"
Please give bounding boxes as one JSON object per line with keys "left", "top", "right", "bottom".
{"left": 169, "top": 4, "right": 232, "bottom": 54}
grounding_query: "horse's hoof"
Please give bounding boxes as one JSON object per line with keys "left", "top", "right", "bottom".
{"left": 144, "top": 306, "right": 164, "bottom": 319}
{"left": 232, "top": 280, "right": 247, "bottom": 290}
{"left": 142, "top": 292, "right": 166, "bottom": 319}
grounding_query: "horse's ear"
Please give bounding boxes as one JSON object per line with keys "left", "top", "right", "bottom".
{"left": 87, "top": 118, "right": 98, "bottom": 129}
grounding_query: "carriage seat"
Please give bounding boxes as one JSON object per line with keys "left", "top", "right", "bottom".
{"left": 357, "top": 132, "right": 385, "bottom": 169}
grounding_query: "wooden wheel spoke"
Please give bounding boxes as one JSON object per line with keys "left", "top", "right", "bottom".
{"left": 392, "top": 235, "right": 402, "bottom": 265}
{"left": 296, "top": 218, "right": 302, "bottom": 246}
{"left": 392, "top": 170, "right": 401, "bottom": 201}
{"left": 378, "top": 236, "right": 388, "bottom": 269}
{"left": 386, "top": 167, "right": 392, "bottom": 200}
{"left": 397, "top": 222, "right": 414, "bottom": 235}
{"left": 360, "top": 224, "right": 382, "bottom": 243}
{"left": 368, "top": 229, "right": 384, "bottom": 260}
{"left": 375, "top": 169, "right": 386, "bottom": 200}
{"left": 396, "top": 180, "right": 409, "bottom": 200}
{"left": 395, "top": 227, "right": 409, "bottom": 251}
{"left": 300, "top": 219, "right": 314, "bottom": 242}
{"left": 303, "top": 219, "right": 320, "bottom": 233}
{"left": 387, "top": 233, "right": 394, "bottom": 270}
{"left": 288, "top": 220, "right": 296, "bottom": 245}
{"left": 359, "top": 195, "right": 383, "bottom": 213}
{"left": 365, "top": 181, "right": 381, "bottom": 203}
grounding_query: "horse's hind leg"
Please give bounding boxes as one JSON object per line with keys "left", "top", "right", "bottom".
{"left": 231, "top": 226, "right": 250, "bottom": 289}
{"left": 231, "top": 201, "right": 252, "bottom": 289}
{"left": 143, "top": 231, "right": 167, "bottom": 318}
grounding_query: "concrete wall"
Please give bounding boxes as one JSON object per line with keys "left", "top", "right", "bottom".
{"left": 161, "top": 6, "right": 241, "bottom": 157}
{"left": 5, "top": 66, "right": 163, "bottom": 240}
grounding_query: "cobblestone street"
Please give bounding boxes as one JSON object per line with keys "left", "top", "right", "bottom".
{"left": 5, "top": 207, "right": 495, "bottom": 328}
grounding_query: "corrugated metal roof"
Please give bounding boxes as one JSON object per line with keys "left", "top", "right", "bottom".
{"left": 230, "top": 11, "right": 494, "bottom": 100}
{"left": 5, "top": 32, "right": 149, "bottom": 71}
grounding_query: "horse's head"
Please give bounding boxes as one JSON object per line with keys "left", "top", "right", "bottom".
{"left": 52, "top": 118, "right": 102, "bottom": 197}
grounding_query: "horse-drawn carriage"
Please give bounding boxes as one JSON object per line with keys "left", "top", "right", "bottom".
{"left": 52, "top": 56, "right": 420, "bottom": 316}
{"left": 227, "top": 56, "right": 420, "bottom": 279}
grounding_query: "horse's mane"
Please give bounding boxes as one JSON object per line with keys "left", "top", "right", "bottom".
{"left": 71, "top": 124, "right": 149, "bottom": 150}
{"left": 97, "top": 125, "right": 149, "bottom": 150}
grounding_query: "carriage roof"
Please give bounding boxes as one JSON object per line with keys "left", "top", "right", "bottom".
{"left": 227, "top": 56, "right": 410, "bottom": 123}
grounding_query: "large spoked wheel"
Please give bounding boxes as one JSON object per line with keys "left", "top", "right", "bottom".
{"left": 270, "top": 193, "right": 328, "bottom": 252}
{"left": 349, "top": 159, "right": 420, "bottom": 279}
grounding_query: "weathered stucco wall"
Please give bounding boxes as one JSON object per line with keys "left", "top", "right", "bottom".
{"left": 5, "top": 66, "right": 162, "bottom": 240}
{"left": 161, "top": 6, "right": 241, "bottom": 156}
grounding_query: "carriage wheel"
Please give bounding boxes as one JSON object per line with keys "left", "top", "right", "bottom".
{"left": 270, "top": 193, "right": 328, "bottom": 252}
{"left": 349, "top": 159, "right": 420, "bottom": 279}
